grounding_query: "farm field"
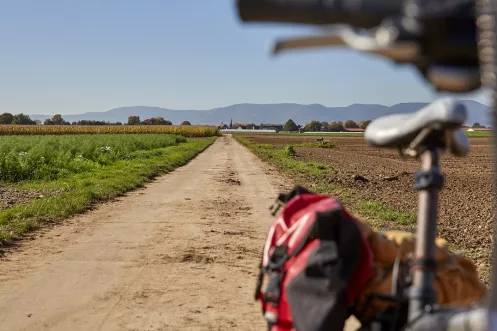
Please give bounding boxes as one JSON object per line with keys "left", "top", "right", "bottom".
{"left": 235, "top": 134, "right": 493, "bottom": 281}
{"left": 0, "top": 124, "right": 219, "bottom": 137}
{"left": 0, "top": 133, "right": 216, "bottom": 243}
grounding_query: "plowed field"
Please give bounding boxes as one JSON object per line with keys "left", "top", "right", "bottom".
{"left": 247, "top": 135, "right": 493, "bottom": 278}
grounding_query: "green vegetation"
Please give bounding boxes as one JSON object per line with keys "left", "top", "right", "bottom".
{"left": 283, "top": 145, "right": 296, "bottom": 157}
{"left": 355, "top": 200, "right": 416, "bottom": 224}
{"left": 0, "top": 134, "right": 186, "bottom": 182}
{"left": 465, "top": 130, "right": 492, "bottom": 137}
{"left": 283, "top": 119, "right": 298, "bottom": 132}
{"left": 0, "top": 137, "right": 216, "bottom": 244}
{"left": 235, "top": 135, "right": 415, "bottom": 225}
{"left": 236, "top": 137, "right": 334, "bottom": 177}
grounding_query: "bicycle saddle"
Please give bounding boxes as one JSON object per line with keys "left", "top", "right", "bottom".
{"left": 365, "top": 98, "right": 470, "bottom": 156}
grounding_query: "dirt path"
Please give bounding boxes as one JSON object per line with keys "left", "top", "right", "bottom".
{"left": 0, "top": 135, "right": 359, "bottom": 331}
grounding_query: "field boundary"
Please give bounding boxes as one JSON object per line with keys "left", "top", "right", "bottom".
{"left": 233, "top": 135, "right": 416, "bottom": 229}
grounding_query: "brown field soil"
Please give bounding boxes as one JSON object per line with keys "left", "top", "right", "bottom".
{"left": 247, "top": 135, "right": 493, "bottom": 277}
{"left": 0, "top": 187, "right": 48, "bottom": 211}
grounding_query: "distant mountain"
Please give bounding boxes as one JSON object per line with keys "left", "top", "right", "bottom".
{"left": 29, "top": 100, "right": 492, "bottom": 126}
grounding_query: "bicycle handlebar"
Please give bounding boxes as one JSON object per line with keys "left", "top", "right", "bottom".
{"left": 236, "top": 0, "right": 402, "bottom": 28}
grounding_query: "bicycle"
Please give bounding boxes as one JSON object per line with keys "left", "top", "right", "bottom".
{"left": 234, "top": 0, "right": 495, "bottom": 330}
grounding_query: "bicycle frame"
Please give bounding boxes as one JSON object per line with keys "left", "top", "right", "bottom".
{"left": 408, "top": 147, "right": 441, "bottom": 321}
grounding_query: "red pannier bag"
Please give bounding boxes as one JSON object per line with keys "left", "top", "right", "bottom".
{"left": 255, "top": 186, "right": 373, "bottom": 331}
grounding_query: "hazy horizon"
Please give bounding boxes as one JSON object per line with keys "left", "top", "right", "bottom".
{"left": 23, "top": 98, "right": 489, "bottom": 116}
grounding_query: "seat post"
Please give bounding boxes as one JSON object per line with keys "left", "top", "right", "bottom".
{"left": 408, "top": 147, "right": 444, "bottom": 321}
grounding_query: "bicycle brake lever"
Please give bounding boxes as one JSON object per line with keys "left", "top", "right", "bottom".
{"left": 271, "top": 26, "right": 420, "bottom": 63}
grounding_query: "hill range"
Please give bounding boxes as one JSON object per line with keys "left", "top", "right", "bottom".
{"left": 29, "top": 100, "right": 491, "bottom": 126}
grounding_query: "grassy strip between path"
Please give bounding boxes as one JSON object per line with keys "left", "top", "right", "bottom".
{"left": 234, "top": 135, "right": 416, "bottom": 226}
{"left": 0, "top": 137, "right": 216, "bottom": 244}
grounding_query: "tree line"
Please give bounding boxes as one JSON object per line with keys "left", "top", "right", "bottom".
{"left": 0, "top": 113, "right": 189, "bottom": 126}
{"left": 0, "top": 113, "right": 38, "bottom": 125}
{"left": 1, "top": 111, "right": 487, "bottom": 129}
{"left": 283, "top": 119, "right": 372, "bottom": 132}
{"left": 285, "top": 119, "right": 490, "bottom": 132}
{"left": 126, "top": 116, "right": 191, "bottom": 126}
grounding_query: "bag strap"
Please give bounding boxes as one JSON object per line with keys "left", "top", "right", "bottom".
{"left": 270, "top": 185, "right": 311, "bottom": 216}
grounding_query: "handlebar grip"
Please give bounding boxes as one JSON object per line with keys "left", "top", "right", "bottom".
{"left": 236, "top": 0, "right": 402, "bottom": 29}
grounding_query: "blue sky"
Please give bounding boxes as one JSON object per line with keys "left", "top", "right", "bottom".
{"left": 0, "top": 0, "right": 488, "bottom": 115}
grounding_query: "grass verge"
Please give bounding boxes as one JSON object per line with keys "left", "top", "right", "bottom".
{"left": 235, "top": 135, "right": 491, "bottom": 283}
{"left": 234, "top": 135, "right": 415, "bottom": 227}
{"left": 465, "top": 131, "right": 492, "bottom": 137}
{"left": 0, "top": 137, "right": 216, "bottom": 244}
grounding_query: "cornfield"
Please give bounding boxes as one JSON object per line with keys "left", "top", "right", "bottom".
{"left": 0, "top": 125, "right": 219, "bottom": 137}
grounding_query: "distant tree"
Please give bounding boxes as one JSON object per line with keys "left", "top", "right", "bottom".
{"left": 284, "top": 119, "right": 298, "bottom": 131}
{"left": 53, "top": 114, "right": 63, "bottom": 124}
{"left": 304, "top": 120, "right": 322, "bottom": 132}
{"left": 181, "top": 121, "right": 192, "bottom": 125}
{"left": 472, "top": 122, "right": 485, "bottom": 128}
{"left": 12, "top": 113, "right": 36, "bottom": 125}
{"left": 44, "top": 119, "right": 54, "bottom": 125}
{"left": 141, "top": 117, "right": 172, "bottom": 125}
{"left": 127, "top": 116, "right": 140, "bottom": 125}
{"left": 320, "top": 121, "right": 329, "bottom": 132}
{"left": 344, "top": 120, "right": 359, "bottom": 128}
{"left": 329, "top": 121, "right": 344, "bottom": 132}
{"left": 0, "top": 112, "right": 14, "bottom": 124}
{"left": 358, "top": 120, "right": 372, "bottom": 129}
{"left": 82, "top": 120, "right": 100, "bottom": 125}
{"left": 115, "top": 122, "right": 123, "bottom": 125}
{"left": 50, "top": 114, "right": 70, "bottom": 125}
{"left": 72, "top": 121, "right": 77, "bottom": 125}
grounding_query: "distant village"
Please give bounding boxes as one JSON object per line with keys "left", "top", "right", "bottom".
{"left": 218, "top": 118, "right": 493, "bottom": 133}
{"left": 218, "top": 118, "right": 286, "bottom": 131}
{"left": 217, "top": 118, "right": 366, "bottom": 133}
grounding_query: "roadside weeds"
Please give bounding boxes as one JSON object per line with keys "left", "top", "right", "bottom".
{"left": 0, "top": 137, "right": 216, "bottom": 244}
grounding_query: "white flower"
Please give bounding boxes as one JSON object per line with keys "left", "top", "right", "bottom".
{"left": 100, "top": 146, "right": 111, "bottom": 153}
